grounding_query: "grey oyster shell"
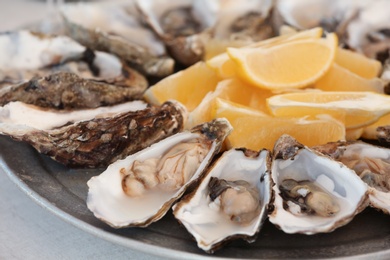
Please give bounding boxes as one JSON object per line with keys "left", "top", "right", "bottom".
{"left": 61, "top": 3, "right": 175, "bottom": 77}
{"left": 86, "top": 118, "right": 232, "bottom": 228}
{"left": 0, "top": 70, "right": 147, "bottom": 109}
{"left": 173, "top": 148, "right": 272, "bottom": 253}
{"left": 312, "top": 140, "right": 390, "bottom": 214}
{"left": 270, "top": 135, "right": 369, "bottom": 234}
{"left": 0, "top": 101, "right": 187, "bottom": 168}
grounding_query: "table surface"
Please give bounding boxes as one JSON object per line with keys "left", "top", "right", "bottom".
{"left": 0, "top": 1, "right": 163, "bottom": 259}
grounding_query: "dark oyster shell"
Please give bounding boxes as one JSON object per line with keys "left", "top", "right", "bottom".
{"left": 0, "top": 70, "right": 147, "bottom": 109}
{"left": 4, "top": 101, "right": 186, "bottom": 168}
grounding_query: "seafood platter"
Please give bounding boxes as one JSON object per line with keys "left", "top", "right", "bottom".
{"left": 1, "top": 0, "right": 390, "bottom": 258}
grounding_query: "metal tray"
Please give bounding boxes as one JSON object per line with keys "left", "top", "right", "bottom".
{"left": 1, "top": 135, "right": 390, "bottom": 259}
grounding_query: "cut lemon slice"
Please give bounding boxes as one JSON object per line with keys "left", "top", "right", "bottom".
{"left": 335, "top": 48, "right": 382, "bottom": 79}
{"left": 314, "top": 63, "right": 386, "bottom": 93}
{"left": 143, "top": 62, "right": 220, "bottom": 111}
{"left": 267, "top": 91, "right": 390, "bottom": 129}
{"left": 206, "top": 27, "right": 323, "bottom": 79}
{"left": 187, "top": 78, "right": 273, "bottom": 128}
{"left": 227, "top": 33, "right": 338, "bottom": 90}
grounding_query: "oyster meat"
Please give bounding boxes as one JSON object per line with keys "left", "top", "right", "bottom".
{"left": 173, "top": 148, "right": 272, "bottom": 253}
{"left": 269, "top": 135, "right": 369, "bottom": 234}
{"left": 0, "top": 100, "right": 186, "bottom": 168}
{"left": 86, "top": 118, "right": 232, "bottom": 228}
{"left": 313, "top": 141, "right": 390, "bottom": 214}
{"left": 61, "top": 2, "right": 174, "bottom": 77}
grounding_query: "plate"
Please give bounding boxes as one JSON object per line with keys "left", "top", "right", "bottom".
{"left": 1, "top": 135, "right": 390, "bottom": 259}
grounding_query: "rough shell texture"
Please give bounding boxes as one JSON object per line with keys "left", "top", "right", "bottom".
{"left": 0, "top": 70, "right": 147, "bottom": 109}
{"left": 270, "top": 135, "right": 369, "bottom": 234}
{"left": 173, "top": 148, "right": 272, "bottom": 253}
{"left": 312, "top": 140, "right": 390, "bottom": 214}
{"left": 62, "top": 11, "right": 174, "bottom": 77}
{"left": 0, "top": 101, "right": 186, "bottom": 168}
{"left": 86, "top": 118, "right": 233, "bottom": 228}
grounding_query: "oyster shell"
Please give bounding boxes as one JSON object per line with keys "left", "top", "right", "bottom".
{"left": 173, "top": 148, "right": 272, "bottom": 253}
{"left": 0, "top": 30, "right": 147, "bottom": 92}
{"left": 0, "top": 71, "right": 146, "bottom": 109}
{"left": 0, "top": 101, "right": 186, "bottom": 168}
{"left": 269, "top": 135, "right": 369, "bottom": 234}
{"left": 312, "top": 141, "right": 390, "bottom": 214}
{"left": 275, "top": 0, "right": 390, "bottom": 60}
{"left": 86, "top": 118, "right": 232, "bottom": 228}
{"left": 136, "top": 0, "right": 210, "bottom": 66}
{"left": 61, "top": 2, "right": 174, "bottom": 77}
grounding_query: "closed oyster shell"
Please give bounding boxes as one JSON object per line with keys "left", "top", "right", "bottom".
{"left": 173, "top": 148, "right": 272, "bottom": 253}
{"left": 0, "top": 71, "right": 146, "bottom": 109}
{"left": 61, "top": 2, "right": 174, "bottom": 77}
{"left": 312, "top": 140, "right": 390, "bottom": 214}
{"left": 270, "top": 135, "right": 369, "bottom": 234}
{"left": 0, "top": 101, "right": 186, "bottom": 168}
{"left": 86, "top": 118, "right": 232, "bottom": 228}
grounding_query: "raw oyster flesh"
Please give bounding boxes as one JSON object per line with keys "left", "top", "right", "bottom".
{"left": 173, "top": 148, "right": 272, "bottom": 253}
{"left": 0, "top": 71, "right": 147, "bottom": 109}
{"left": 269, "top": 135, "right": 369, "bottom": 234}
{"left": 61, "top": 2, "right": 174, "bottom": 77}
{"left": 313, "top": 141, "right": 390, "bottom": 214}
{"left": 0, "top": 100, "right": 186, "bottom": 168}
{"left": 0, "top": 30, "right": 147, "bottom": 98}
{"left": 86, "top": 118, "right": 232, "bottom": 228}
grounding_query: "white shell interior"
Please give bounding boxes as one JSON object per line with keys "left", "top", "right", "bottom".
{"left": 342, "top": 143, "right": 390, "bottom": 214}
{"left": 173, "top": 149, "right": 271, "bottom": 252}
{"left": 0, "top": 30, "right": 123, "bottom": 79}
{"left": 270, "top": 148, "right": 368, "bottom": 234}
{"left": 87, "top": 131, "right": 217, "bottom": 228}
{"left": 0, "top": 100, "right": 147, "bottom": 135}
{"left": 61, "top": 2, "right": 166, "bottom": 56}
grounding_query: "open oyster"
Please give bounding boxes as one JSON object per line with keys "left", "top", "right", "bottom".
{"left": 87, "top": 118, "right": 232, "bottom": 228}
{"left": 313, "top": 141, "right": 390, "bottom": 214}
{"left": 173, "top": 148, "right": 272, "bottom": 253}
{"left": 0, "top": 31, "right": 147, "bottom": 108}
{"left": 0, "top": 100, "right": 186, "bottom": 168}
{"left": 137, "top": 0, "right": 275, "bottom": 65}
{"left": 269, "top": 135, "right": 369, "bottom": 234}
{"left": 61, "top": 2, "right": 174, "bottom": 77}
{"left": 275, "top": 0, "right": 390, "bottom": 60}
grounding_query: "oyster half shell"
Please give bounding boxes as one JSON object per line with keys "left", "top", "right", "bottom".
{"left": 173, "top": 148, "right": 272, "bottom": 253}
{"left": 0, "top": 101, "right": 186, "bottom": 168}
{"left": 87, "top": 118, "right": 232, "bottom": 228}
{"left": 269, "top": 135, "right": 369, "bottom": 234}
{"left": 313, "top": 141, "right": 390, "bottom": 214}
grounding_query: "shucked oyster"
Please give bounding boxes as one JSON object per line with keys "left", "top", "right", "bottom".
{"left": 87, "top": 118, "right": 232, "bottom": 228}
{"left": 173, "top": 148, "right": 272, "bottom": 253}
{"left": 313, "top": 141, "right": 390, "bottom": 214}
{"left": 61, "top": 2, "right": 174, "bottom": 77}
{"left": 0, "top": 100, "right": 186, "bottom": 168}
{"left": 269, "top": 135, "right": 369, "bottom": 234}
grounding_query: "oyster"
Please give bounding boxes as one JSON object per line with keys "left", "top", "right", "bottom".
{"left": 136, "top": 0, "right": 210, "bottom": 66}
{"left": 61, "top": 2, "right": 174, "bottom": 77}
{"left": 86, "top": 118, "right": 232, "bottom": 228}
{"left": 313, "top": 141, "right": 390, "bottom": 214}
{"left": 137, "top": 0, "right": 275, "bottom": 65}
{"left": 275, "top": 0, "right": 390, "bottom": 60}
{"left": 269, "top": 135, "right": 369, "bottom": 234}
{"left": 0, "top": 71, "right": 146, "bottom": 109}
{"left": 173, "top": 148, "right": 272, "bottom": 253}
{"left": 0, "top": 101, "right": 186, "bottom": 168}
{"left": 0, "top": 31, "right": 147, "bottom": 108}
